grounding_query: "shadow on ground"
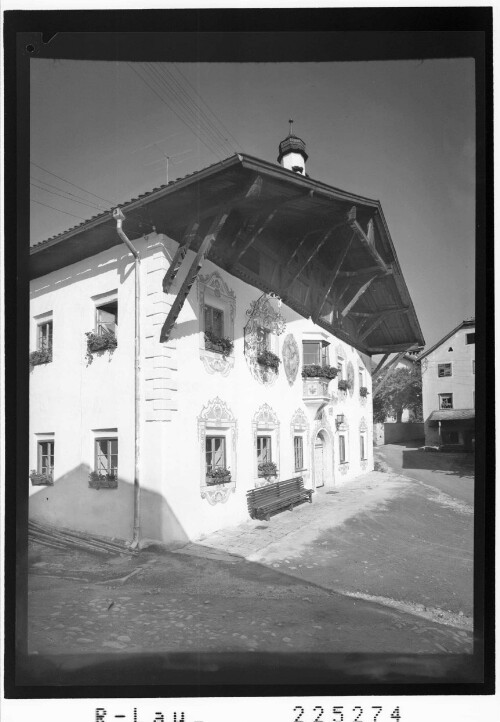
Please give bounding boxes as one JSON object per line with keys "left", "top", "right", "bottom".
{"left": 402, "top": 449, "right": 474, "bottom": 478}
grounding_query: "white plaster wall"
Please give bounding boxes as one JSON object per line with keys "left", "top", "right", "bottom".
{"left": 280, "top": 151, "right": 306, "bottom": 175}
{"left": 29, "top": 232, "right": 374, "bottom": 545}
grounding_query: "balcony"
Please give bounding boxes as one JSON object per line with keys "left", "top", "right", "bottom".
{"left": 302, "top": 376, "right": 331, "bottom": 415}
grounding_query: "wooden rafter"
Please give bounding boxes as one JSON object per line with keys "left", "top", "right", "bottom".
{"left": 359, "top": 307, "right": 410, "bottom": 343}
{"left": 347, "top": 206, "right": 388, "bottom": 272}
{"left": 372, "top": 353, "right": 389, "bottom": 377}
{"left": 340, "top": 273, "right": 380, "bottom": 318}
{"left": 228, "top": 208, "right": 278, "bottom": 269}
{"left": 159, "top": 210, "right": 229, "bottom": 343}
{"left": 162, "top": 220, "right": 200, "bottom": 293}
{"left": 372, "top": 351, "right": 407, "bottom": 397}
{"left": 312, "top": 230, "right": 354, "bottom": 323}
{"left": 369, "top": 343, "right": 421, "bottom": 354}
{"left": 337, "top": 265, "right": 382, "bottom": 278}
{"left": 286, "top": 219, "right": 346, "bottom": 287}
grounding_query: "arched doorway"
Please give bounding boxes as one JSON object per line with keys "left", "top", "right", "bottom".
{"left": 313, "top": 430, "right": 333, "bottom": 489}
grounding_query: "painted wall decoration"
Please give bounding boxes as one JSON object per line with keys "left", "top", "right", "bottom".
{"left": 244, "top": 295, "right": 286, "bottom": 386}
{"left": 346, "top": 360, "right": 355, "bottom": 397}
{"left": 197, "top": 271, "right": 236, "bottom": 377}
{"left": 252, "top": 403, "right": 280, "bottom": 485}
{"left": 282, "top": 333, "right": 300, "bottom": 386}
{"left": 197, "top": 397, "right": 237, "bottom": 505}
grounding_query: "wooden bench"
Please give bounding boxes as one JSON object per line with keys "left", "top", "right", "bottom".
{"left": 247, "top": 476, "right": 313, "bottom": 521}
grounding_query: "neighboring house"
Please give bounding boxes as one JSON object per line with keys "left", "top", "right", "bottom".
{"left": 29, "top": 132, "right": 424, "bottom": 546}
{"left": 418, "top": 319, "right": 475, "bottom": 450}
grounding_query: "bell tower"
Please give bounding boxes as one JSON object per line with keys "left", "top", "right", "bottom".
{"left": 277, "top": 120, "right": 308, "bottom": 176}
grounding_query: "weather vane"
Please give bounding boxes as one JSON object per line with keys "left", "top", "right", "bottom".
{"left": 288, "top": 118, "right": 294, "bottom": 135}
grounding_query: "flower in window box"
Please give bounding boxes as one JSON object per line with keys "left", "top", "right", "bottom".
{"left": 29, "top": 349, "right": 52, "bottom": 366}
{"left": 337, "top": 379, "right": 352, "bottom": 392}
{"left": 85, "top": 330, "right": 117, "bottom": 363}
{"left": 205, "top": 467, "right": 232, "bottom": 485}
{"left": 301, "top": 364, "right": 338, "bottom": 380}
{"left": 256, "top": 350, "right": 281, "bottom": 373}
{"left": 204, "top": 331, "right": 234, "bottom": 358}
{"left": 258, "top": 461, "right": 278, "bottom": 481}
{"left": 359, "top": 386, "right": 369, "bottom": 398}
{"left": 29, "top": 470, "right": 54, "bottom": 486}
{"left": 88, "top": 471, "right": 118, "bottom": 489}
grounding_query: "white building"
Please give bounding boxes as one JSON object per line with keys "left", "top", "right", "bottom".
{"left": 419, "top": 319, "right": 475, "bottom": 450}
{"left": 29, "top": 134, "right": 424, "bottom": 547}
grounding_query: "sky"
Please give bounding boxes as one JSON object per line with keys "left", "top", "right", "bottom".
{"left": 30, "top": 58, "right": 475, "bottom": 350}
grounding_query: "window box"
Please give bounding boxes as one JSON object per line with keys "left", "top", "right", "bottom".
{"left": 29, "top": 349, "right": 53, "bottom": 366}
{"left": 88, "top": 471, "right": 118, "bottom": 490}
{"left": 338, "top": 379, "right": 352, "bottom": 392}
{"left": 257, "top": 349, "right": 281, "bottom": 373}
{"left": 85, "top": 330, "right": 117, "bottom": 362}
{"left": 301, "top": 364, "right": 338, "bottom": 380}
{"left": 258, "top": 461, "right": 278, "bottom": 480}
{"left": 204, "top": 331, "right": 234, "bottom": 358}
{"left": 205, "top": 467, "right": 232, "bottom": 486}
{"left": 359, "top": 386, "right": 369, "bottom": 398}
{"left": 30, "top": 470, "right": 54, "bottom": 486}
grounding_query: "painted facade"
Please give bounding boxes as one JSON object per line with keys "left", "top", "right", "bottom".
{"left": 30, "top": 233, "right": 374, "bottom": 546}
{"left": 420, "top": 320, "right": 475, "bottom": 449}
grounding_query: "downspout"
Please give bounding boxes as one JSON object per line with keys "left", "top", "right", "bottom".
{"left": 113, "top": 208, "right": 141, "bottom": 549}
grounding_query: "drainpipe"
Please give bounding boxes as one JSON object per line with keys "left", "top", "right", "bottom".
{"left": 113, "top": 208, "right": 141, "bottom": 549}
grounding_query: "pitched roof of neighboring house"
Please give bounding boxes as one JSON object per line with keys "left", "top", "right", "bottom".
{"left": 30, "top": 152, "right": 425, "bottom": 354}
{"left": 427, "top": 409, "right": 475, "bottom": 424}
{"left": 417, "top": 318, "right": 475, "bottom": 361}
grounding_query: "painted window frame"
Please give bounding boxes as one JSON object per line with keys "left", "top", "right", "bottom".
{"left": 438, "top": 393, "right": 453, "bottom": 410}
{"left": 360, "top": 433, "right": 367, "bottom": 461}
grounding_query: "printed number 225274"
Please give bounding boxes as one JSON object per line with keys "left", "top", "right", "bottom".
{"left": 293, "top": 706, "right": 401, "bottom": 722}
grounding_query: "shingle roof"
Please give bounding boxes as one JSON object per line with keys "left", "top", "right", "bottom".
{"left": 428, "top": 409, "right": 475, "bottom": 423}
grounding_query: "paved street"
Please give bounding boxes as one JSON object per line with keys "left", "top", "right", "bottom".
{"left": 28, "top": 449, "right": 474, "bottom": 664}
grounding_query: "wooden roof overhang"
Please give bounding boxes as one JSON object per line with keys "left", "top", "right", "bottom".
{"left": 30, "top": 153, "right": 425, "bottom": 356}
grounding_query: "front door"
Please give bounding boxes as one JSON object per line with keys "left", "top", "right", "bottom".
{"left": 314, "top": 435, "right": 325, "bottom": 488}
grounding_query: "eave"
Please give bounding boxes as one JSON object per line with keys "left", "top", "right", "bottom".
{"left": 30, "top": 153, "right": 425, "bottom": 355}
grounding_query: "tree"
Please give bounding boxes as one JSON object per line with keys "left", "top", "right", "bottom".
{"left": 373, "top": 364, "right": 422, "bottom": 423}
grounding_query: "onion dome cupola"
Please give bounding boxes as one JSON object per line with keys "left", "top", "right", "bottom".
{"left": 277, "top": 119, "right": 308, "bottom": 176}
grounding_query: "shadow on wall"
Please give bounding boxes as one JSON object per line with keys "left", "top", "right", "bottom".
{"left": 29, "top": 463, "right": 189, "bottom": 546}
{"left": 401, "top": 449, "right": 475, "bottom": 478}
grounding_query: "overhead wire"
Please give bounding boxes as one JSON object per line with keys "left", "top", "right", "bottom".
{"left": 127, "top": 63, "right": 226, "bottom": 162}
{"left": 31, "top": 175, "right": 111, "bottom": 210}
{"left": 30, "top": 198, "right": 89, "bottom": 221}
{"left": 30, "top": 181, "right": 106, "bottom": 212}
{"left": 173, "top": 63, "right": 243, "bottom": 153}
{"left": 30, "top": 161, "right": 119, "bottom": 207}
{"left": 150, "top": 63, "right": 236, "bottom": 157}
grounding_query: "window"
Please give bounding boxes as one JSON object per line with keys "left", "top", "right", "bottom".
{"left": 472, "top": 360, "right": 475, "bottom": 374}
{"left": 439, "top": 394, "right": 453, "bottom": 410}
{"left": 37, "top": 320, "right": 53, "bottom": 352}
{"left": 96, "top": 300, "right": 118, "bottom": 335}
{"left": 339, "top": 435, "right": 346, "bottom": 463}
{"left": 466, "top": 333, "right": 475, "bottom": 345}
{"left": 38, "top": 440, "right": 54, "bottom": 476}
{"left": 294, "top": 436, "right": 304, "bottom": 470}
{"left": 204, "top": 305, "right": 224, "bottom": 337}
{"left": 302, "top": 341, "right": 329, "bottom": 366}
{"left": 95, "top": 438, "right": 118, "bottom": 476}
{"left": 359, "top": 369, "right": 364, "bottom": 388}
{"left": 438, "top": 363, "right": 452, "bottom": 377}
{"left": 257, "top": 435, "right": 272, "bottom": 463}
{"left": 205, "top": 436, "right": 226, "bottom": 472}
{"left": 442, "top": 430, "right": 459, "bottom": 444}
{"left": 360, "top": 434, "right": 366, "bottom": 460}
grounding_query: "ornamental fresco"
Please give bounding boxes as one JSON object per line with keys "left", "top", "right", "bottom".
{"left": 197, "top": 397, "right": 237, "bottom": 505}
{"left": 282, "top": 333, "right": 300, "bottom": 386}
{"left": 244, "top": 295, "right": 286, "bottom": 386}
{"left": 197, "top": 271, "right": 236, "bottom": 377}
